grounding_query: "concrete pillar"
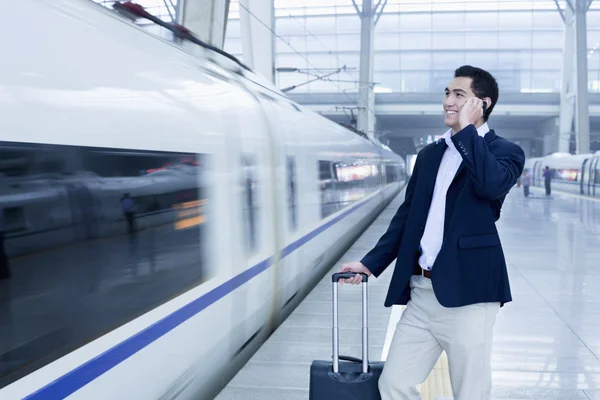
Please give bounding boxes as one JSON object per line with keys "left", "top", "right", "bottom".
{"left": 239, "top": 0, "right": 275, "bottom": 84}
{"left": 558, "top": 5, "right": 575, "bottom": 153}
{"left": 558, "top": 0, "right": 591, "bottom": 155}
{"left": 178, "top": 0, "right": 230, "bottom": 49}
{"left": 574, "top": 0, "right": 590, "bottom": 154}
{"left": 537, "top": 117, "right": 562, "bottom": 155}
{"left": 357, "top": 0, "right": 375, "bottom": 139}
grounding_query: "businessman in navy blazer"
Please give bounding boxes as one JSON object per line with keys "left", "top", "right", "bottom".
{"left": 341, "top": 66, "right": 525, "bottom": 400}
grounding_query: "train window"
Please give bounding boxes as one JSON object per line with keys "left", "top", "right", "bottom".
{"left": 241, "top": 154, "right": 258, "bottom": 253}
{"left": 386, "top": 164, "right": 399, "bottom": 184}
{"left": 0, "top": 141, "right": 208, "bottom": 387}
{"left": 287, "top": 156, "right": 297, "bottom": 232}
{"left": 319, "top": 160, "right": 383, "bottom": 219}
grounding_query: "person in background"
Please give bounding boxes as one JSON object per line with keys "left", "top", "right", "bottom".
{"left": 121, "top": 193, "right": 136, "bottom": 234}
{"left": 522, "top": 171, "right": 531, "bottom": 197}
{"left": 543, "top": 166, "right": 552, "bottom": 196}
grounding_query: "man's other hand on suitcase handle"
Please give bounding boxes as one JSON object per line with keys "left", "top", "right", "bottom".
{"left": 339, "top": 262, "right": 372, "bottom": 285}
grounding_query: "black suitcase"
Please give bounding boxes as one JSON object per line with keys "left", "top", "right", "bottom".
{"left": 309, "top": 272, "right": 384, "bottom": 400}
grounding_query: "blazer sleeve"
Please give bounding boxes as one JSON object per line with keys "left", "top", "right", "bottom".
{"left": 360, "top": 152, "right": 422, "bottom": 278}
{"left": 451, "top": 124, "right": 525, "bottom": 200}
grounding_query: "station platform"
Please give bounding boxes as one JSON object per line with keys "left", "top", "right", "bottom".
{"left": 216, "top": 185, "right": 600, "bottom": 400}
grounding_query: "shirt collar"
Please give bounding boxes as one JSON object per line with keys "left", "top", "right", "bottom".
{"left": 477, "top": 122, "right": 490, "bottom": 137}
{"left": 439, "top": 122, "right": 491, "bottom": 146}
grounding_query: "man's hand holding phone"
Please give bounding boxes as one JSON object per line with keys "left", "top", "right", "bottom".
{"left": 459, "top": 97, "right": 486, "bottom": 130}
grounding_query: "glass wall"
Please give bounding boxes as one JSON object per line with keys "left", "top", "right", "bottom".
{"left": 224, "top": 0, "right": 600, "bottom": 94}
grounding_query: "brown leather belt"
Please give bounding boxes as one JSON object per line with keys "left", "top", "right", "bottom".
{"left": 412, "top": 250, "right": 431, "bottom": 278}
{"left": 413, "top": 265, "right": 431, "bottom": 279}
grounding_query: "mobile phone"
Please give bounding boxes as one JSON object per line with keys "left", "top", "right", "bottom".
{"left": 482, "top": 101, "right": 487, "bottom": 115}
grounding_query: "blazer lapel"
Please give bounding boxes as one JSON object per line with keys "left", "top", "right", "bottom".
{"left": 424, "top": 139, "right": 448, "bottom": 201}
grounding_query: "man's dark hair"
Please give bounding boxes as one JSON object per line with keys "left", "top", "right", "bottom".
{"left": 454, "top": 65, "right": 499, "bottom": 122}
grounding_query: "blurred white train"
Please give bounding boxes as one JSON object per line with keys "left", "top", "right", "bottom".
{"left": 524, "top": 152, "right": 600, "bottom": 197}
{"left": 0, "top": 1, "right": 406, "bottom": 399}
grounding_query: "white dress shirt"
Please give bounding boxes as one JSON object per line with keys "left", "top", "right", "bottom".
{"left": 418, "top": 123, "right": 490, "bottom": 271}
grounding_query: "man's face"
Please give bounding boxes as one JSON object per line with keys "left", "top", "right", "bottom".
{"left": 443, "top": 76, "right": 476, "bottom": 129}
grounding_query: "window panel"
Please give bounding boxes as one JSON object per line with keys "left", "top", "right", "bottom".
{"left": 588, "top": 11, "right": 600, "bottom": 29}
{"left": 588, "top": 30, "right": 600, "bottom": 49}
{"left": 327, "top": 53, "right": 360, "bottom": 70}
{"left": 431, "top": 70, "right": 453, "bottom": 93}
{"left": 305, "top": 16, "right": 337, "bottom": 34}
{"left": 307, "top": 79, "right": 341, "bottom": 92}
{"left": 432, "top": 12, "right": 465, "bottom": 30}
{"left": 277, "top": 53, "right": 309, "bottom": 69}
{"left": 336, "top": 15, "right": 361, "bottom": 34}
{"left": 531, "top": 51, "right": 562, "bottom": 69}
{"left": 399, "top": 13, "right": 432, "bottom": 31}
{"left": 498, "top": 50, "right": 532, "bottom": 70}
{"left": 374, "top": 53, "right": 401, "bottom": 71}
{"left": 400, "top": 33, "right": 432, "bottom": 50}
{"left": 305, "top": 35, "right": 336, "bottom": 52}
{"left": 374, "top": 71, "right": 403, "bottom": 92}
{"left": 276, "top": 17, "right": 308, "bottom": 35}
{"left": 398, "top": 72, "right": 431, "bottom": 93}
{"left": 493, "top": 70, "right": 522, "bottom": 93}
{"left": 305, "top": 52, "right": 338, "bottom": 69}
{"left": 517, "top": 70, "right": 532, "bottom": 92}
{"left": 589, "top": 52, "right": 600, "bottom": 70}
{"left": 375, "top": 33, "right": 401, "bottom": 50}
{"left": 464, "top": 51, "right": 498, "bottom": 71}
{"left": 376, "top": 14, "right": 400, "bottom": 33}
{"left": 400, "top": 52, "right": 432, "bottom": 70}
{"left": 336, "top": 34, "right": 361, "bottom": 51}
{"left": 432, "top": 32, "right": 465, "bottom": 50}
{"left": 277, "top": 35, "right": 307, "bottom": 53}
{"left": 498, "top": 32, "right": 533, "bottom": 49}
{"left": 532, "top": 10, "right": 563, "bottom": 29}
{"left": 588, "top": 70, "right": 600, "bottom": 92}
{"left": 463, "top": 32, "right": 498, "bottom": 50}
{"left": 465, "top": 12, "right": 499, "bottom": 30}
{"left": 530, "top": 70, "right": 561, "bottom": 92}
{"left": 532, "top": 31, "right": 563, "bottom": 49}
{"left": 431, "top": 51, "right": 465, "bottom": 70}
{"left": 499, "top": 11, "right": 532, "bottom": 30}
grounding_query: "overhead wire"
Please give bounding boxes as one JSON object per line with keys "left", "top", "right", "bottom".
{"left": 236, "top": 1, "right": 374, "bottom": 115}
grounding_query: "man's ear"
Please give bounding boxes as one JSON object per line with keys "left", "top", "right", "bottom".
{"left": 483, "top": 97, "right": 492, "bottom": 110}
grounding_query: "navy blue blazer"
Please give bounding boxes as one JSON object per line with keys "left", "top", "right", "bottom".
{"left": 361, "top": 124, "right": 525, "bottom": 308}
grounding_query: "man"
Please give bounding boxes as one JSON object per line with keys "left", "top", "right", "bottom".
{"left": 340, "top": 65, "right": 525, "bottom": 400}
{"left": 543, "top": 166, "right": 552, "bottom": 195}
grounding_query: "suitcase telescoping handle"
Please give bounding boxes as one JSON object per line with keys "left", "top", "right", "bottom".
{"left": 331, "top": 272, "right": 369, "bottom": 374}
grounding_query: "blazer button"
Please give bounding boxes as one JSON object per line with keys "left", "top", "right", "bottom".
{"left": 420, "top": 225, "right": 424, "bottom": 231}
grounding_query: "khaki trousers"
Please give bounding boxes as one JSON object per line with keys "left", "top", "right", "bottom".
{"left": 378, "top": 275, "right": 500, "bottom": 400}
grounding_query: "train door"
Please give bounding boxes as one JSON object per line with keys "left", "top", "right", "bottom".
{"left": 253, "top": 94, "right": 304, "bottom": 325}
{"left": 220, "top": 86, "right": 279, "bottom": 362}
{"left": 581, "top": 159, "right": 589, "bottom": 194}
